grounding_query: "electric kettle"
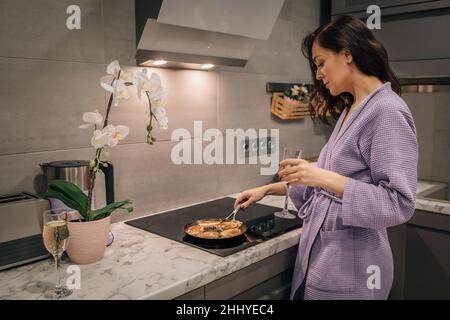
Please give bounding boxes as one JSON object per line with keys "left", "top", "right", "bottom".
{"left": 40, "top": 160, "right": 115, "bottom": 207}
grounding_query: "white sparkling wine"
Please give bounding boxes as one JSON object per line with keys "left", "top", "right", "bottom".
{"left": 43, "top": 220, "right": 69, "bottom": 255}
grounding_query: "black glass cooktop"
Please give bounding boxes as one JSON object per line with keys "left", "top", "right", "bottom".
{"left": 125, "top": 197, "right": 302, "bottom": 257}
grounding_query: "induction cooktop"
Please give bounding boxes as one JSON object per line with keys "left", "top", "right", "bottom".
{"left": 125, "top": 197, "right": 302, "bottom": 257}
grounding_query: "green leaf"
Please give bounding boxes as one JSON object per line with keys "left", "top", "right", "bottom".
{"left": 45, "top": 180, "right": 88, "bottom": 217}
{"left": 90, "top": 199, "right": 133, "bottom": 221}
{"left": 43, "top": 190, "right": 88, "bottom": 220}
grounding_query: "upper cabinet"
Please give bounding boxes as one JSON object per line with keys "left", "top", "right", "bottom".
{"left": 331, "top": 0, "right": 450, "bottom": 81}
{"left": 331, "top": 0, "right": 435, "bottom": 15}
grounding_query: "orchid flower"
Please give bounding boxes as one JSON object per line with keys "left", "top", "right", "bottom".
{"left": 102, "top": 124, "right": 130, "bottom": 147}
{"left": 100, "top": 77, "right": 130, "bottom": 107}
{"left": 79, "top": 110, "right": 103, "bottom": 129}
{"left": 91, "top": 129, "right": 111, "bottom": 149}
{"left": 106, "top": 60, "right": 121, "bottom": 78}
{"left": 153, "top": 106, "right": 166, "bottom": 119}
{"left": 132, "top": 69, "right": 151, "bottom": 99}
{"left": 158, "top": 116, "right": 168, "bottom": 130}
{"left": 90, "top": 124, "right": 129, "bottom": 149}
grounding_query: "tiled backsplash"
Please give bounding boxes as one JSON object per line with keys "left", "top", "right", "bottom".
{"left": 0, "top": 0, "right": 333, "bottom": 222}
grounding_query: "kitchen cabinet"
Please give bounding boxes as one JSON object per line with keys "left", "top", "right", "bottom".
{"left": 330, "top": 0, "right": 450, "bottom": 80}
{"left": 331, "top": 0, "right": 448, "bottom": 16}
{"left": 174, "top": 246, "right": 297, "bottom": 300}
{"left": 388, "top": 209, "right": 450, "bottom": 299}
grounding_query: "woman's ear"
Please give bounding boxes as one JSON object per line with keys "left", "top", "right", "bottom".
{"left": 342, "top": 49, "right": 353, "bottom": 64}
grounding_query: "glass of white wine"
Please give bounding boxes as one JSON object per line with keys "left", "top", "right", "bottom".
{"left": 275, "top": 147, "right": 303, "bottom": 219}
{"left": 42, "top": 209, "right": 72, "bottom": 299}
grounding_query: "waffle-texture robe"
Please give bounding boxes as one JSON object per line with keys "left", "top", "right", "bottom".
{"left": 289, "top": 82, "right": 418, "bottom": 299}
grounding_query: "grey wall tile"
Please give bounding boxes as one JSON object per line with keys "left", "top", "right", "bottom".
{"left": 102, "top": 0, "right": 136, "bottom": 66}
{"left": 0, "top": 58, "right": 104, "bottom": 154}
{"left": 0, "top": 0, "right": 104, "bottom": 62}
{"left": 0, "top": 58, "right": 105, "bottom": 155}
{"left": 217, "top": 72, "right": 296, "bottom": 130}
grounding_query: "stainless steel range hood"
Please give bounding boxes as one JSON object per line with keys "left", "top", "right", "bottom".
{"left": 135, "top": 0, "right": 285, "bottom": 70}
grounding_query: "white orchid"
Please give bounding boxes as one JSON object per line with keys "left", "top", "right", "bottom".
{"left": 79, "top": 110, "right": 103, "bottom": 129}
{"left": 102, "top": 124, "right": 130, "bottom": 147}
{"left": 158, "top": 116, "right": 168, "bottom": 130}
{"left": 153, "top": 106, "right": 166, "bottom": 119}
{"left": 100, "top": 77, "right": 130, "bottom": 107}
{"left": 132, "top": 69, "right": 150, "bottom": 99}
{"left": 106, "top": 60, "right": 121, "bottom": 78}
{"left": 91, "top": 129, "right": 111, "bottom": 149}
{"left": 99, "top": 60, "right": 131, "bottom": 107}
{"left": 90, "top": 124, "right": 129, "bottom": 149}
{"left": 132, "top": 69, "right": 166, "bottom": 102}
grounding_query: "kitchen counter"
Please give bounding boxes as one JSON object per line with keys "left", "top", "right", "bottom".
{"left": 0, "top": 195, "right": 300, "bottom": 300}
{"left": 416, "top": 181, "right": 450, "bottom": 215}
{"left": 0, "top": 180, "right": 445, "bottom": 300}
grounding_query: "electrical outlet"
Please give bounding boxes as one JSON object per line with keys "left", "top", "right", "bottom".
{"left": 238, "top": 136, "right": 276, "bottom": 159}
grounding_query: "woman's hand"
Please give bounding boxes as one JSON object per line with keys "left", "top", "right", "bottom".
{"left": 278, "top": 159, "right": 324, "bottom": 186}
{"left": 234, "top": 186, "right": 268, "bottom": 210}
{"left": 278, "top": 159, "right": 346, "bottom": 197}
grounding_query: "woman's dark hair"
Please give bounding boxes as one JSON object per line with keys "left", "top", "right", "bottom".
{"left": 302, "top": 15, "right": 401, "bottom": 125}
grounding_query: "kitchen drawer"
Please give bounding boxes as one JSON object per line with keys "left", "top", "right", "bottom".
{"left": 204, "top": 247, "right": 297, "bottom": 300}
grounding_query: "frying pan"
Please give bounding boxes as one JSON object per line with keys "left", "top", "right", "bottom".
{"left": 183, "top": 218, "right": 247, "bottom": 241}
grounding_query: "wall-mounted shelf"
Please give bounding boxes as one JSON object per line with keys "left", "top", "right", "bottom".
{"left": 267, "top": 82, "right": 313, "bottom": 120}
{"left": 266, "top": 82, "right": 313, "bottom": 93}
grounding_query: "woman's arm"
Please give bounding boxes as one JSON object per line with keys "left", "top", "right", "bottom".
{"left": 263, "top": 181, "right": 287, "bottom": 196}
{"left": 319, "top": 171, "right": 346, "bottom": 197}
{"left": 340, "top": 107, "right": 418, "bottom": 229}
{"left": 234, "top": 182, "right": 286, "bottom": 209}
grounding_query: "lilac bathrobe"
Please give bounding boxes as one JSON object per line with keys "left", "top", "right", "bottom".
{"left": 289, "top": 82, "right": 418, "bottom": 300}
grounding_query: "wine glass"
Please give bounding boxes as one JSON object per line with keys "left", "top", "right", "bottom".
{"left": 274, "top": 148, "right": 303, "bottom": 219}
{"left": 42, "top": 209, "right": 72, "bottom": 299}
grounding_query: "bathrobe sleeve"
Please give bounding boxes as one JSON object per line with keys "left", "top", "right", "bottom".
{"left": 290, "top": 184, "right": 314, "bottom": 210}
{"left": 341, "top": 106, "right": 418, "bottom": 229}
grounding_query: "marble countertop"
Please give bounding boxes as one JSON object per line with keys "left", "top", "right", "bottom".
{"left": 416, "top": 180, "right": 450, "bottom": 215}
{"left": 0, "top": 180, "right": 446, "bottom": 300}
{"left": 0, "top": 195, "right": 300, "bottom": 300}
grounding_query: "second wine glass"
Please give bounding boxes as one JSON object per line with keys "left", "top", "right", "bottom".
{"left": 274, "top": 148, "right": 303, "bottom": 219}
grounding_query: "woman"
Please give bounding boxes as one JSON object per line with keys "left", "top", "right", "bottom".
{"left": 234, "top": 16, "right": 418, "bottom": 300}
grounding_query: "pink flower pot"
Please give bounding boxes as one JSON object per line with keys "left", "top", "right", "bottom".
{"left": 66, "top": 212, "right": 111, "bottom": 264}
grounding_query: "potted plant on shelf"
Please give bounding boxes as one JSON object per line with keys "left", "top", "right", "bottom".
{"left": 44, "top": 60, "right": 168, "bottom": 264}
{"left": 283, "top": 84, "right": 309, "bottom": 106}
